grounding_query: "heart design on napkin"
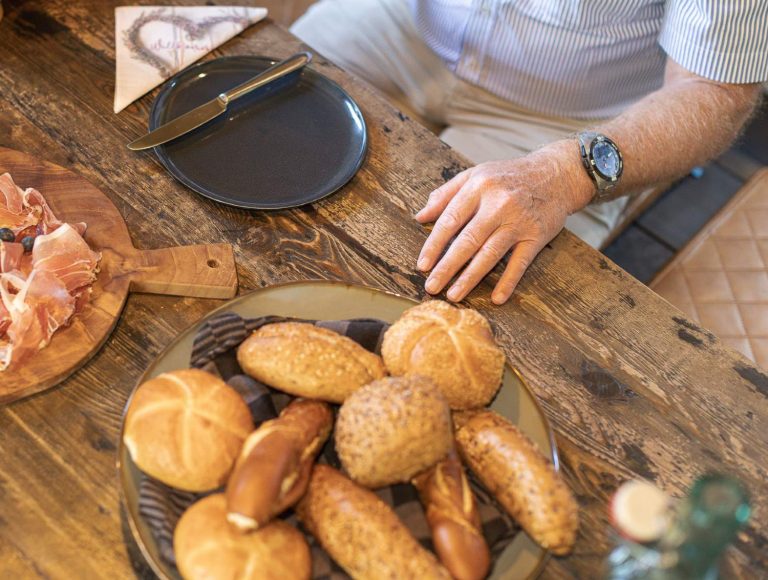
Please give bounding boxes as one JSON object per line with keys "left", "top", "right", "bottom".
{"left": 114, "top": 6, "right": 267, "bottom": 113}
{"left": 123, "top": 9, "right": 253, "bottom": 79}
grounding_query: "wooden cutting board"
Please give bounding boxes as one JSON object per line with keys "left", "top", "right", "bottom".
{"left": 0, "top": 147, "right": 238, "bottom": 404}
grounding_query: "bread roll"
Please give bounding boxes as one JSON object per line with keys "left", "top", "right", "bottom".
{"left": 237, "top": 322, "right": 386, "bottom": 403}
{"left": 381, "top": 301, "right": 505, "bottom": 409}
{"left": 174, "top": 494, "right": 311, "bottom": 580}
{"left": 412, "top": 450, "right": 490, "bottom": 580}
{"left": 454, "top": 409, "right": 579, "bottom": 555}
{"left": 123, "top": 369, "right": 253, "bottom": 492}
{"left": 335, "top": 375, "right": 452, "bottom": 488}
{"left": 226, "top": 399, "right": 333, "bottom": 531}
{"left": 296, "top": 465, "right": 449, "bottom": 580}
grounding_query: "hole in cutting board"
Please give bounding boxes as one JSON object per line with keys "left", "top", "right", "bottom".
{"left": 207, "top": 259, "right": 219, "bottom": 268}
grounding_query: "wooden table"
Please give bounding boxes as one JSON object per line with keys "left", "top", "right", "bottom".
{"left": 1, "top": 2, "right": 766, "bottom": 578}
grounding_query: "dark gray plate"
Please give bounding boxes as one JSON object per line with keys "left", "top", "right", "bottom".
{"left": 150, "top": 56, "right": 367, "bottom": 209}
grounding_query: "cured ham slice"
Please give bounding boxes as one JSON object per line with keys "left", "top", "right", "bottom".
{"left": 23, "top": 187, "right": 86, "bottom": 235}
{"left": 0, "top": 174, "right": 86, "bottom": 236}
{"left": 0, "top": 173, "right": 24, "bottom": 214}
{"left": 22, "top": 187, "right": 61, "bottom": 233}
{"left": 0, "top": 241, "right": 23, "bottom": 273}
{"left": 0, "top": 173, "right": 100, "bottom": 371}
{"left": 32, "top": 224, "right": 100, "bottom": 293}
{"left": 0, "top": 270, "right": 75, "bottom": 370}
{"left": 0, "top": 173, "right": 37, "bottom": 232}
{"left": 0, "top": 299, "right": 9, "bottom": 336}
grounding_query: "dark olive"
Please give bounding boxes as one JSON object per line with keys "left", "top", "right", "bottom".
{"left": 21, "top": 236, "right": 35, "bottom": 253}
{"left": 0, "top": 228, "right": 15, "bottom": 243}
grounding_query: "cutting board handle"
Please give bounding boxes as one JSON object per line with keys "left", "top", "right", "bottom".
{"left": 127, "top": 243, "right": 238, "bottom": 299}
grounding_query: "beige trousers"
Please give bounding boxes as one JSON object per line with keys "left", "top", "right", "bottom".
{"left": 292, "top": 0, "right": 630, "bottom": 248}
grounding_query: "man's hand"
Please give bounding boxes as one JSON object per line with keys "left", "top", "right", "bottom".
{"left": 414, "top": 59, "right": 760, "bottom": 306}
{"left": 415, "top": 140, "right": 593, "bottom": 305}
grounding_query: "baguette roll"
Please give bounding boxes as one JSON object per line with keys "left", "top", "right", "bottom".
{"left": 297, "top": 465, "right": 450, "bottom": 580}
{"left": 237, "top": 322, "right": 386, "bottom": 403}
{"left": 226, "top": 399, "right": 333, "bottom": 531}
{"left": 412, "top": 450, "right": 491, "bottom": 580}
{"left": 454, "top": 410, "right": 579, "bottom": 555}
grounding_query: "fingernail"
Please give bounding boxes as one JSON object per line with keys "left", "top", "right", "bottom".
{"left": 491, "top": 291, "right": 507, "bottom": 305}
{"left": 425, "top": 277, "right": 439, "bottom": 294}
{"left": 447, "top": 285, "right": 463, "bottom": 302}
{"left": 417, "top": 256, "right": 429, "bottom": 271}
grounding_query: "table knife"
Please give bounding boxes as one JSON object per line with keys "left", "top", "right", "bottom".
{"left": 128, "top": 52, "right": 312, "bottom": 151}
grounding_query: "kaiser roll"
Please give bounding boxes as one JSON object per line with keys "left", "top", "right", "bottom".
{"left": 335, "top": 375, "right": 452, "bottom": 488}
{"left": 381, "top": 300, "right": 505, "bottom": 409}
{"left": 123, "top": 369, "right": 253, "bottom": 492}
{"left": 174, "top": 494, "right": 311, "bottom": 580}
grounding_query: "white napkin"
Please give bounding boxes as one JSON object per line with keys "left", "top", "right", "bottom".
{"left": 114, "top": 5, "right": 268, "bottom": 113}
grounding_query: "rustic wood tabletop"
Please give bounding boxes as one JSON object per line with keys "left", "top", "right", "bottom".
{"left": 0, "top": 1, "right": 766, "bottom": 578}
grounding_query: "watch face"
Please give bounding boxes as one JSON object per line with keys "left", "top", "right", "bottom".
{"left": 592, "top": 139, "right": 621, "bottom": 179}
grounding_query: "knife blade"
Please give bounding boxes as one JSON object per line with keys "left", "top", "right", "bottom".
{"left": 128, "top": 52, "right": 312, "bottom": 151}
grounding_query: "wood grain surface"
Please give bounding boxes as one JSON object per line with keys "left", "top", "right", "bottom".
{"left": 0, "top": 147, "right": 237, "bottom": 404}
{"left": 0, "top": 2, "right": 766, "bottom": 579}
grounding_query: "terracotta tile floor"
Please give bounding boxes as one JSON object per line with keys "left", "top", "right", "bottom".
{"left": 605, "top": 100, "right": 768, "bottom": 283}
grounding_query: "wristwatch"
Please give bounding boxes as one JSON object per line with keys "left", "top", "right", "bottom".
{"left": 577, "top": 131, "right": 623, "bottom": 202}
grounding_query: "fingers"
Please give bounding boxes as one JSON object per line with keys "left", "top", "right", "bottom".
{"left": 444, "top": 229, "right": 516, "bottom": 302}
{"left": 491, "top": 241, "right": 542, "bottom": 305}
{"left": 425, "top": 210, "right": 501, "bottom": 297}
{"left": 415, "top": 170, "right": 471, "bottom": 224}
{"left": 417, "top": 185, "right": 480, "bottom": 273}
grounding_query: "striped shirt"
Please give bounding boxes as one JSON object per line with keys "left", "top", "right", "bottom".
{"left": 411, "top": 0, "right": 768, "bottom": 118}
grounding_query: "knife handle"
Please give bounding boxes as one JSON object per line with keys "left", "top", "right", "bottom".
{"left": 221, "top": 52, "right": 313, "bottom": 104}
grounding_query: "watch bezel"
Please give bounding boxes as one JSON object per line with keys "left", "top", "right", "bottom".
{"left": 588, "top": 135, "right": 623, "bottom": 183}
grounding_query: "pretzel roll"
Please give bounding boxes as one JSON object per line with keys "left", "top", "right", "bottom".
{"left": 381, "top": 301, "right": 505, "bottom": 409}
{"left": 412, "top": 450, "right": 490, "bottom": 580}
{"left": 335, "top": 375, "right": 452, "bottom": 488}
{"left": 174, "top": 494, "right": 311, "bottom": 580}
{"left": 296, "top": 465, "right": 449, "bottom": 580}
{"left": 454, "top": 409, "right": 579, "bottom": 555}
{"left": 237, "top": 322, "right": 386, "bottom": 403}
{"left": 123, "top": 369, "right": 253, "bottom": 492}
{"left": 226, "top": 399, "right": 333, "bottom": 531}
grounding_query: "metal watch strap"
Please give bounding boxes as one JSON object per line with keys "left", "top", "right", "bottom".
{"left": 578, "top": 131, "right": 599, "bottom": 148}
{"left": 577, "top": 131, "right": 617, "bottom": 203}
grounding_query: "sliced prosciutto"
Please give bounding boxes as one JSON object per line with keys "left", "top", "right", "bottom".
{"left": 0, "top": 241, "right": 23, "bottom": 273}
{"left": 23, "top": 187, "right": 86, "bottom": 236}
{"left": 0, "top": 296, "right": 9, "bottom": 336}
{"left": 0, "top": 173, "right": 86, "bottom": 236}
{"left": 0, "top": 173, "right": 24, "bottom": 214}
{"left": 0, "top": 270, "right": 75, "bottom": 370}
{"left": 0, "top": 173, "right": 37, "bottom": 232}
{"left": 32, "top": 224, "right": 100, "bottom": 293}
{"left": 0, "top": 173, "right": 100, "bottom": 370}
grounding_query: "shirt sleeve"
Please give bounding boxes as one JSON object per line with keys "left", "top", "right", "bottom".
{"left": 658, "top": 0, "right": 768, "bottom": 84}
